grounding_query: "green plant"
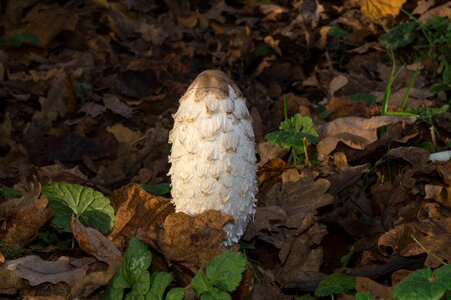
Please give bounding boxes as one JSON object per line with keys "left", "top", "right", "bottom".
{"left": 392, "top": 264, "right": 451, "bottom": 300}
{"left": 340, "top": 246, "right": 355, "bottom": 268}
{"left": 266, "top": 97, "right": 319, "bottom": 165}
{"left": 74, "top": 81, "right": 93, "bottom": 102}
{"left": 41, "top": 182, "right": 115, "bottom": 234}
{"left": 0, "top": 187, "right": 23, "bottom": 199}
{"left": 141, "top": 183, "right": 171, "bottom": 196}
{"left": 348, "top": 93, "right": 378, "bottom": 106}
{"left": 379, "top": 51, "right": 419, "bottom": 118}
{"left": 380, "top": 16, "right": 451, "bottom": 93}
{"left": 103, "top": 237, "right": 183, "bottom": 300}
{"left": 314, "top": 273, "right": 356, "bottom": 297}
{"left": 191, "top": 251, "right": 247, "bottom": 299}
{"left": 103, "top": 237, "right": 247, "bottom": 300}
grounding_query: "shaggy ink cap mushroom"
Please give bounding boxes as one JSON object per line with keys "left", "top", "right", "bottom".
{"left": 168, "top": 70, "right": 257, "bottom": 246}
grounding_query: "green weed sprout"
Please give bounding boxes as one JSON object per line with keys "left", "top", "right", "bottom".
{"left": 103, "top": 237, "right": 248, "bottom": 300}
{"left": 266, "top": 97, "right": 319, "bottom": 165}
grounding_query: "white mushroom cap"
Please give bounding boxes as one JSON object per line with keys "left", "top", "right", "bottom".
{"left": 168, "top": 70, "right": 257, "bottom": 245}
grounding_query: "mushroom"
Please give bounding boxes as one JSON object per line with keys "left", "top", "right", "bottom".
{"left": 168, "top": 70, "right": 257, "bottom": 245}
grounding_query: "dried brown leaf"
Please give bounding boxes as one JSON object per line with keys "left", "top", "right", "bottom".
{"left": 2, "top": 256, "right": 89, "bottom": 286}
{"left": 316, "top": 116, "right": 416, "bottom": 160}
{"left": 108, "top": 184, "right": 174, "bottom": 251}
{"left": 0, "top": 180, "right": 52, "bottom": 248}
{"left": 355, "top": 276, "right": 392, "bottom": 299}
{"left": 156, "top": 210, "right": 233, "bottom": 271}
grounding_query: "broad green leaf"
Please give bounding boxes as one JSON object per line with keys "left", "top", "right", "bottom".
{"left": 200, "top": 288, "right": 231, "bottom": 300}
{"left": 121, "top": 237, "right": 152, "bottom": 296}
{"left": 206, "top": 251, "right": 247, "bottom": 292}
{"left": 0, "top": 187, "right": 23, "bottom": 199}
{"left": 192, "top": 271, "right": 212, "bottom": 296}
{"left": 166, "top": 288, "right": 185, "bottom": 300}
{"left": 392, "top": 265, "right": 451, "bottom": 300}
{"left": 348, "top": 93, "right": 377, "bottom": 105}
{"left": 102, "top": 285, "right": 124, "bottom": 300}
{"left": 380, "top": 21, "right": 417, "bottom": 50}
{"left": 42, "top": 182, "right": 115, "bottom": 233}
{"left": 141, "top": 183, "right": 171, "bottom": 196}
{"left": 314, "top": 273, "right": 356, "bottom": 297}
{"left": 147, "top": 272, "right": 174, "bottom": 300}
{"left": 356, "top": 292, "right": 375, "bottom": 300}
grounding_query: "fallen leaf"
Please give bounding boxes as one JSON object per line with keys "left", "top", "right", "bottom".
{"left": 355, "top": 276, "right": 392, "bottom": 298}
{"left": 69, "top": 217, "right": 122, "bottom": 298}
{"left": 71, "top": 217, "right": 121, "bottom": 264}
{"left": 108, "top": 184, "right": 174, "bottom": 251}
{"left": 0, "top": 180, "right": 52, "bottom": 248}
{"left": 316, "top": 116, "right": 417, "bottom": 160}
{"left": 0, "top": 268, "right": 27, "bottom": 296}
{"left": 156, "top": 210, "right": 233, "bottom": 272}
{"left": 3, "top": 256, "right": 89, "bottom": 286}
{"left": 360, "top": 0, "right": 407, "bottom": 23}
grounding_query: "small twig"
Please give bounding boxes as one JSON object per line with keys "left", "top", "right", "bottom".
{"left": 303, "top": 137, "right": 311, "bottom": 167}
{"left": 411, "top": 234, "right": 447, "bottom": 266}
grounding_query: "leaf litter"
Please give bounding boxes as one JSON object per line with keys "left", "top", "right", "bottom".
{"left": 0, "top": 0, "right": 450, "bottom": 299}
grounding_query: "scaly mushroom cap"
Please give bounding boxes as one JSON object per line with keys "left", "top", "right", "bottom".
{"left": 168, "top": 70, "right": 257, "bottom": 245}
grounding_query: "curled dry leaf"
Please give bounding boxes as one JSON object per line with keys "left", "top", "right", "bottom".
{"left": 108, "top": 184, "right": 174, "bottom": 251}
{"left": 70, "top": 218, "right": 122, "bottom": 299}
{"left": 2, "top": 256, "right": 90, "bottom": 287}
{"left": 0, "top": 180, "right": 52, "bottom": 248}
{"left": 388, "top": 147, "right": 434, "bottom": 174}
{"left": 425, "top": 185, "right": 451, "bottom": 211}
{"left": 316, "top": 115, "right": 417, "bottom": 160}
{"left": 71, "top": 217, "right": 121, "bottom": 264}
{"left": 377, "top": 221, "right": 451, "bottom": 268}
{"left": 156, "top": 210, "right": 234, "bottom": 272}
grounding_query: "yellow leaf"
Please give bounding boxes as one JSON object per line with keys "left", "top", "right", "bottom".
{"left": 360, "top": 0, "right": 407, "bottom": 22}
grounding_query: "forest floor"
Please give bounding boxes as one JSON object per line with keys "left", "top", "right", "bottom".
{"left": 0, "top": 0, "right": 450, "bottom": 299}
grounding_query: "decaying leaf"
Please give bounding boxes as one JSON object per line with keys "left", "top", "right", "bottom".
{"left": 316, "top": 116, "right": 417, "bottom": 160}
{"left": 2, "top": 256, "right": 90, "bottom": 286}
{"left": 0, "top": 180, "right": 52, "bottom": 248}
{"left": 71, "top": 217, "right": 121, "bottom": 265}
{"left": 156, "top": 210, "right": 234, "bottom": 272}
{"left": 108, "top": 184, "right": 174, "bottom": 251}
{"left": 70, "top": 218, "right": 122, "bottom": 299}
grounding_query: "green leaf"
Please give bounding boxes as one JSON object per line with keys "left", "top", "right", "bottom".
{"left": 166, "top": 288, "right": 185, "bottom": 300}
{"left": 206, "top": 251, "right": 247, "bottom": 292}
{"left": 121, "top": 237, "right": 152, "bottom": 296}
{"left": 200, "top": 288, "right": 231, "bottom": 300}
{"left": 392, "top": 265, "right": 451, "bottom": 300}
{"left": 355, "top": 292, "right": 375, "bottom": 300}
{"left": 380, "top": 21, "right": 417, "bottom": 50}
{"left": 192, "top": 271, "right": 212, "bottom": 296}
{"left": 42, "top": 182, "right": 115, "bottom": 233}
{"left": 0, "top": 33, "right": 40, "bottom": 48}
{"left": 327, "top": 24, "right": 349, "bottom": 39}
{"left": 141, "top": 183, "right": 171, "bottom": 196}
{"left": 255, "top": 44, "right": 272, "bottom": 57}
{"left": 147, "top": 272, "right": 174, "bottom": 300}
{"left": 348, "top": 93, "right": 377, "bottom": 105}
{"left": 265, "top": 131, "right": 318, "bottom": 150}
{"left": 0, "top": 187, "right": 23, "bottom": 199}
{"left": 314, "top": 273, "right": 356, "bottom": 297}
